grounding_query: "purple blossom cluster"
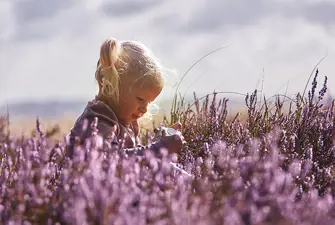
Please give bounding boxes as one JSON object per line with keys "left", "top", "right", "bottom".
{"left": 1, "top": 70, "right": 335, "bottom": 225}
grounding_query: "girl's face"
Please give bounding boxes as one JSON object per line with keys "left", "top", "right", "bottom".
{"left": 113, "top": 75, "right": 163, "bottom": 125}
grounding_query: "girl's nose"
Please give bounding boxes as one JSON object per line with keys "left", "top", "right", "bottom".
{"left": 139, "top": 105, "right": 147, "bottom": 114}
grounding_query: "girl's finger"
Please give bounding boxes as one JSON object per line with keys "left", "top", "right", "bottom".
{"left": 171, "top": 122, "right": 182, "bottom": 131}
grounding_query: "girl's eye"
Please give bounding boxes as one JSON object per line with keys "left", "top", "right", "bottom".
{"left": 137, "top": 97, "right": 144, "bottom": 101}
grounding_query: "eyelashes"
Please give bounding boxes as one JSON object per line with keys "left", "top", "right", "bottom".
{"left": 137, "top": 97, "right": 153, "bottom": 106}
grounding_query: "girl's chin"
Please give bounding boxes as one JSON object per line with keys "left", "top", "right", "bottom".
{"left": 120, "top": 115, "right": 140, "bottom": 125}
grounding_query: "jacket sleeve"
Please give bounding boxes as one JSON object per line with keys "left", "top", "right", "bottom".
{"left": 67, "top": 116, "right": 166, "bottom": 158}
{"left": 121, "top": 141, "right": 166, "bottom": 157}
{"left": 95, "top": 118, "right": 167, "bottom": 157}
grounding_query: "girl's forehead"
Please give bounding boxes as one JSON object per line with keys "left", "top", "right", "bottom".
{"left": 138, "top": 76, "right": 161, "bottom": 88}
{"left": 131, "top": 78, "right": 162, "bottom": 98}
{"left": 121, "top": 71, "right": 163, "bottom": 93}
{"left": 125, "top": 72, "right": 162, "bottom": 87}
{"left": 134, "top": 80, "right": 162, "bottom": 93}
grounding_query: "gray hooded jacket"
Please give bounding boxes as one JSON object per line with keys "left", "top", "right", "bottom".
{"left": 68, "top": 96, "right": 162, "bottom": 157}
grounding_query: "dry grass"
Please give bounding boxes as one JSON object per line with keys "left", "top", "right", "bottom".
{"left": 8, "top": 116, "right": 77, "bottom": 141}
{"left": 7, "top": 114, "right": 169, "bottom": 142}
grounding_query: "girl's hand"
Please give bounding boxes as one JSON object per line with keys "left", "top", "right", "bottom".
{"left": 152, "top": 122, "right": 185, "bottom": 154}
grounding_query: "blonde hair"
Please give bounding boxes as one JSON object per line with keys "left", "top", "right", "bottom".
{"left": 95, "top": 38, "right": 164, "bottom": 104}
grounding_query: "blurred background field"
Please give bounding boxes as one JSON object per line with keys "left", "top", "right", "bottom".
{"left": 0, "top": 94, "right": 250, "bottom": 142}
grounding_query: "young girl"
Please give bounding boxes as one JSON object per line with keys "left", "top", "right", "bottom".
{"left": 68, "top": 37, "right": 184, "bottom": 158}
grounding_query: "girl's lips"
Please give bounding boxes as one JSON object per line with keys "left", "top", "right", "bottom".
{"left": 132, "top": 114, "right": 140, "bottom": 119}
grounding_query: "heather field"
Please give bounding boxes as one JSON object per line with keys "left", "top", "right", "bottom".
{"left": 2, "top": 69, "right": 335, "bottom": 225}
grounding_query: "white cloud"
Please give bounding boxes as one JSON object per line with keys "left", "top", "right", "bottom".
{"left": 0, "top": 1, "right": 16, "bottom": 42}
{"left": 1, "top": 0, "right": 335, "bottom": 106}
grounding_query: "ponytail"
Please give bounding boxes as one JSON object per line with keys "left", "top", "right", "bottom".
{"left": 96, "top": 38, "right": 122, "bottom": 104}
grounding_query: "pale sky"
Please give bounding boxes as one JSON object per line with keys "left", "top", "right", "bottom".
{"left": 1, "top": 0, "right": 335, "bottom": 106}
